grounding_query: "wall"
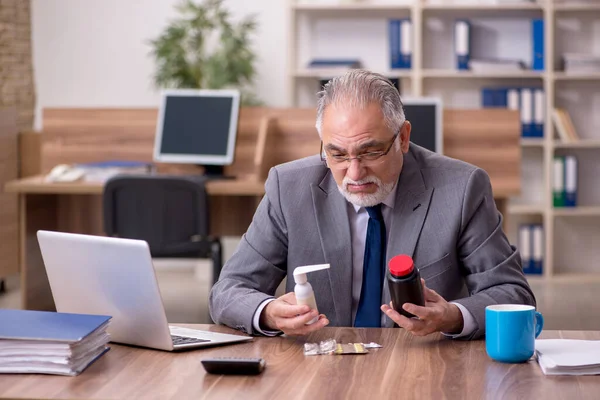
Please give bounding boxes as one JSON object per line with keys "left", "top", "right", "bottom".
{"left": 0, "top": 0, "right": 35, "bottom": 130}
{"left": 0, "top": 109, "right": 19, "bottom": 280}
{"left": 31, "top": 0, "right": 288, "bottom": 130}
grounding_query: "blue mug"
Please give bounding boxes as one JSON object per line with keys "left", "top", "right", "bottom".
{"left": 485, "top": 304, "right": 544, "bottom": 363}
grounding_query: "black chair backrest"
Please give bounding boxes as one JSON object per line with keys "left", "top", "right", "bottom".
{"left": 103, "top": 175, "right": 209, "bottom": 255}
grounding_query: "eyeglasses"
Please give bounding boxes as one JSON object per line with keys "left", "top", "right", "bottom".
{"left": 320, "top": 132, "right": 399, "bottom": 169}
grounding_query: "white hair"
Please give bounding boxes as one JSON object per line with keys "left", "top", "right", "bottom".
{"left": 315, "top": 69, "right": 406, "bottom": 138}
{"left": 338, "top": 175, "right": 396, "bottom": 208}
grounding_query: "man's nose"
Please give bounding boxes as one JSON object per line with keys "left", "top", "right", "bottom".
{"left": 345, "top": 158, "right": 366, "bottom": 181}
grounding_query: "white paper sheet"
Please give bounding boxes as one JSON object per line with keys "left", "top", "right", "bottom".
{"left": 535, "top": 339, "right": 600, "bottom": 376}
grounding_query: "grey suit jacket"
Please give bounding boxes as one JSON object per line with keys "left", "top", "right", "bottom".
{"left": 209, "top": 144, "right": 536, "bottom": 339}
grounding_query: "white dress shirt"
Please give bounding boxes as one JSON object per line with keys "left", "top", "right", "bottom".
{"left": 252, "top": 184, "right": 477, "bottom": 337}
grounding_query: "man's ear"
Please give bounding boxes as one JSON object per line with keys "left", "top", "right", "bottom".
{"left": 400, "top": 120, "right": 411, "bottom": 153}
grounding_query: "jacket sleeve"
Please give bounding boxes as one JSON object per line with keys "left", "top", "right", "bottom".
{"left": 452, "top": 168, "right": 536, "bottom": 340}
{"left": 208, "top": 167, "right": 288, "bottom": 335}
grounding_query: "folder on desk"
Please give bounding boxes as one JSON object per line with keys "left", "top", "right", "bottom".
{"left": 0, "top": 309, "right": 111, "bottom": 376}
{"left": 455, "top": 20, "right": 470, "bottom": 70}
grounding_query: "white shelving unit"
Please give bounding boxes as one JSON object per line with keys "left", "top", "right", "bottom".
{"left": 288, "top": 0, "right": 600, "bottom": 281}
{"left": 421, "top": 2, "right": 543, "bottom": 10}
{"left": 421, "top": 70, "right": 546, "bottom": 78}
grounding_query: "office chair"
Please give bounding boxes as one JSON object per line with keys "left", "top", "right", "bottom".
{"left": 103, "top": 175, "right": 223, "bottom": 285}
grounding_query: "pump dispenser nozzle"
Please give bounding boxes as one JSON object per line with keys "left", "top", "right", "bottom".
{"left": 293, "top": 263, "right": 330, "bottom": 325}
{"left": 293, "top": 263, "right": 330, "bottom": 284}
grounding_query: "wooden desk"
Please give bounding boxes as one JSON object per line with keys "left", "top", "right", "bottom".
{"left": 0, "top": 327, "right": 598, "bottom": 399}
{"left": 4, "top": 176, "right": 266, "bottom": 311}
{"left": 5, "top": 175, "right": 266, "bottom": 196}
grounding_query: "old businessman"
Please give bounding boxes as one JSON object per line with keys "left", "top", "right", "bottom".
{"left": 209, "top": 69, "right": 535, "bottom": 340}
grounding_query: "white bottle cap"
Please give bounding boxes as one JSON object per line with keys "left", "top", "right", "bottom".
{"left": 293, "top": 263, "right": 330, "bottom": 284}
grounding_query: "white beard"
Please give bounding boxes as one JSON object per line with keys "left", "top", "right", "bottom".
{"left": 337, "top": 175, "right": 396, "bottom": 207}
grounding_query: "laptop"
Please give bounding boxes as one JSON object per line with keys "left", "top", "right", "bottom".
{"left": 36, "top": 230, "right": 253, "bottom": 351}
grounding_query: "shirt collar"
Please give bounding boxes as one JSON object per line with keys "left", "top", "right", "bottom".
{"left": 350, "top": 180, "right": 398, "bottom": 213}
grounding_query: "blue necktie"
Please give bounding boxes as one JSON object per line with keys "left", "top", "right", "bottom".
{"left": 354, "top": 204, "right": 386, "bottom": 328}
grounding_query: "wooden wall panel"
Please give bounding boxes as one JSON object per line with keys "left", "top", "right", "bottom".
{"left": 19, "top": 130, "right": 41, "bottom": 177}
{"left": 38, "top": 107, "right": 520, "bottom": 198}
{"left": 0, "top": 109, "right": 19, "bottom": 279}
{"left": 41, "top": 108, "right": 159, "bottom": 173}
{"left": 40, "top": 108, "right": 271, "bottom": 179}
{"left": 443, "top": 109, "right": 521, "bottom": 197}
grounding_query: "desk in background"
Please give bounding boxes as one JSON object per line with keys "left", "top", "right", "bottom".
{"left": 3, "top": 107, "right": 522, "bottom": 311}
{"left": 0, "top": 327, "right": 598, "bottom": 399}
{"left": 4, "top": 176, "right": 265, "bottom": 311}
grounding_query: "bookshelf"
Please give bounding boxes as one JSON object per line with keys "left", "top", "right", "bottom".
{"left": 553, "top": 207, "right": 600, "bottom": 217}
{"left": 421, "top": 3, "right": 544, "bottom": 10}
{"left": 554, "top": 3, "right": 600, "bottom": 12}
{"left": 508, "top": 204, "right": 545, "bottom": 215}
{"left": 421, "top": 69, "right": 545, "bottom": 78}
{"left": 288, "top": 0, "right": 600, "bottom": 281}
{"left": 293, "top": 3, "right": 412, "bottom": 11}
{"left": 554, "top": 140, "right": 600, "bottom": 149}
{"left": 522, "top": 138, "right": 546, "bottom": 147}
{"left": 554, "top": 72, "right": 600, "bottom": 80}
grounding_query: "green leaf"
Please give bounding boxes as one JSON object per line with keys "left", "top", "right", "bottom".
{"left": 148, "top": 0, "right": 261, "bottom": 101}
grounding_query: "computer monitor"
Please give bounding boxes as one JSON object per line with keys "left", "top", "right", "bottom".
{"left": 153, "top": 89, "right": 241, "bottom": 177}
{"left": 402, "top": 97, "right": 443, "bottom": 155}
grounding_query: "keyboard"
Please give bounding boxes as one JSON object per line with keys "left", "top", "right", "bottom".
{"left": 171, "top": 335, "right": 211, "bottom": 346}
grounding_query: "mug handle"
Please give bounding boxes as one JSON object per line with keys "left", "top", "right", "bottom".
{"left": 534, "top": 311, "right": 544, "bottom": 338}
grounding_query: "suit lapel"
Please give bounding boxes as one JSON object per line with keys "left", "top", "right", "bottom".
{"left": 382, "top": 148, "right": 434, "bottom": 327}
{"left": 311, "top": 173, "right": 353, "bottom": 326}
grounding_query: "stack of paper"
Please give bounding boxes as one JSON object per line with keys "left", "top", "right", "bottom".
{"left": 0, "top": 309, "right": 112, "bottom": 376}
{"left": 535, "top": 339, "right": 600, "bottom": 376}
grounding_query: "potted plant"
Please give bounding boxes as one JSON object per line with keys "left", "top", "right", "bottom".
{"left": 149, "top": 0, "right": 262, "bottom": 105}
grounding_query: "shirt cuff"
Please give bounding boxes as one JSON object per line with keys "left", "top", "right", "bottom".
{"left": 252, "top": 298, "right": 281, "bottom": 336}
{"left": 442, "top": 302, "right": 477, "bottom": 339}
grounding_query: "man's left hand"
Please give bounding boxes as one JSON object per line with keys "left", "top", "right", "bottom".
{"left": 381, "top": 279, "right": 464, "bottom": 336}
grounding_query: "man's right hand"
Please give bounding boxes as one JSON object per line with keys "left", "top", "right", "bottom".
{"left": 259, "top": 292, "right": 329, "bottom": 336}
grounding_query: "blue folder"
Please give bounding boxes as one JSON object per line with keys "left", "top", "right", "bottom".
{"left": 75, "top": 160, "right": 151, "bottom": 169}
{"left": 455, "top": 20, "right": 470, "bottom": 70}
{"left": 389, "top": 19, "right": 400, "bottom": 69}
{"left": 532, "top": 19, "right": 544, "bottom": 71}
{"left": 0, "top": 309, "right": 111, "bottom": 342}
{"left": 482, "top": 88, "right": 495, "bottom": 107}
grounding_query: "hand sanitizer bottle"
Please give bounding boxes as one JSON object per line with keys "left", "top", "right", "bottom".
{"left": 293, "top": 263, "right": 330, "bottom": 325}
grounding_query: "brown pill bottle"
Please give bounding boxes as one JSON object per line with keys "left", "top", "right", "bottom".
{"left": 387, "top": 255, "right": 425, "bottom": 318}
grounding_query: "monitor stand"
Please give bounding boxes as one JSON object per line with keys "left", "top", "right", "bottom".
{"left": 200, "top": 165, "right": 235, "bottom": 180}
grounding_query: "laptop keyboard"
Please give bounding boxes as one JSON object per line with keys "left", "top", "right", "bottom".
{"left": 171, "top": 335, "right": 211, "bottom": 345}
